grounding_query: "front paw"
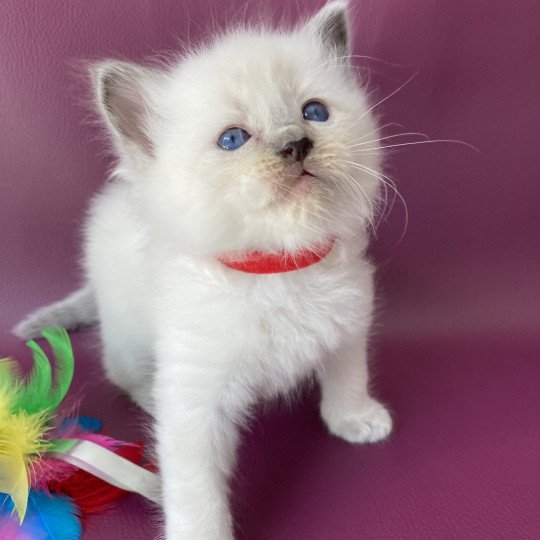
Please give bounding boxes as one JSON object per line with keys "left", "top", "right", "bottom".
{"left": 322, "top": 398, "right": 393, "bottom": 444}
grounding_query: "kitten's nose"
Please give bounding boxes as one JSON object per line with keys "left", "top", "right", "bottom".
{"left": 279, "top": 137, "right": 313, "bottom": 162}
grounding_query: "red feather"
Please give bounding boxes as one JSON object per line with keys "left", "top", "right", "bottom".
{"left": 32, "top": 431, "right": 124, "bottom": 491}
{"left": 47, "top": 443, "right": 147, "bottom": 516}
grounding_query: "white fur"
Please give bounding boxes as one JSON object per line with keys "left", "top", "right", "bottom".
{"left": 16, "top": 3, "right": 392, "bottom": 538}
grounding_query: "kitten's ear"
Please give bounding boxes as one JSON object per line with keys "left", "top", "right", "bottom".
{"left": 93, "top": 61, "right": 159, "bottom": 158}
{"left": 305, "top": 1, "right": 350, "bottom": 58}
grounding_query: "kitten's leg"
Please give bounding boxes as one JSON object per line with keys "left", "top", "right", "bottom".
{"left": 319, "top": 331, "right": 392, "bottom": 444}
{"left": 154, "top": 337, "right": 243, "bottom": 540}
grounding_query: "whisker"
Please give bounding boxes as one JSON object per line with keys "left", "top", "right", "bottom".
{"left": 333, "top": 54, "right": 403, "bottom": 68}
{"left": 351, "top": 138, "right": 481, "bottom": 153}
{"left": 346, "top": 122, "right": 405, "bottom": 145}
{"left": 340, "top": 74, "right": 416, "bottom": 140}
{"left": 345, "top": 161, "right": 409, "bottom": 242}
{"left": 347, "top": 131, "right": 430, "bottom": 149}
{"left": 367, "top": 170, "right": 392, "bottom": 224}
{"left": 352, "top": 73, "right": 418, "bottom": 129}
{"left": 340, "top": 171, "right": 377, "bottom": 230}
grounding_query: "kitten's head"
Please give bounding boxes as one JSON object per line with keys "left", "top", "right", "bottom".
{"left": 94, "top": 1, "right": 381, "bottom": 255}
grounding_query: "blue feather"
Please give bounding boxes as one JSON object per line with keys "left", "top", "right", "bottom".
{"left": 1, "top": 489, "right": 81, "bottom": 539}
{"left": 60, "top": 416, "right": 103, "bottom": 434}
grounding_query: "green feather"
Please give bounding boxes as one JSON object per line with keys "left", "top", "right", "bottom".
{"left": 43, "top": 327, "right": 74, "bottom": 411}
{"left": 16, "top": 341, "right": 52, "bottom": 415}
{"left": 10, "top": 327, "right": 74, "bottom": 415}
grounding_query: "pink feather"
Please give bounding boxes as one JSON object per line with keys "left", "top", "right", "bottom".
{"left": 31, "top": 457, "right": 75, "bottom": 491}
{"left": 31, "top": 430, "right": 124, "bottom": 490}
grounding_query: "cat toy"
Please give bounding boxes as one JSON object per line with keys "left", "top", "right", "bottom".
{"left": 0, "top": 328, "right": 159, "bottom": 539}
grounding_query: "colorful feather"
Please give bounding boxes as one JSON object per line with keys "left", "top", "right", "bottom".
{"left": 0, "top": 358, "right": 19, "bottom": 417}
{"left": 31, "top": 425, "right": 145, "bottom": 510}
{"left": 13, "top": 328, "right": 74, "bottom": 415}
{"left": 1, "top": 331, "right": 151, "bottom": 535}
{"left": 48, "top": 443, "right": 146, "bottom": 516}
{"left": 44, "top": 429, "right": 146, "bottom": 515}
{"left": 31, "top": 457, "right": 74, "bottom": 494}
{"left": 0, "top": 385, "right": 50, "bottom": 521}
{"left": 31, "top": 419, "right": 114, "bottom": 491}
{"left": 0, "top": 328, "right": 74, "bottom": 522}
{"left": 61, "top": 416, "right": 103, "bottom": 434}
{"left": 61, "top": 431, "right": 124, "bottom": 452}
{"left": 42, "top": 328, "right": 74, "bottom": 412}
{"left": 0, "top": 489, "right": 81, "bottom": 540}
{"left": 31, "top": 418, "right": 117, "bottom": 491}
{"left": 15, "top": 341, "right": 52, "bottom": 416}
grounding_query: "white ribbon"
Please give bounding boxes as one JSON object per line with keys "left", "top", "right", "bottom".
{"left": 50, "top": 440, "right": 161, "bottom": 504}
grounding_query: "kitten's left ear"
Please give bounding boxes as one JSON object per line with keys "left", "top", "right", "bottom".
{"left": 305, "top": 1, "right": 350, "bottom": 58}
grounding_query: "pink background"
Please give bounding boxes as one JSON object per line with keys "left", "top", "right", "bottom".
{"left": 1, "top": 1, "right": 538, "bottom": 538}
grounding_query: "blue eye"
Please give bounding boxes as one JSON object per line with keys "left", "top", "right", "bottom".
{"left": 302, "top": 101, "right": 329, "bottom": 122}
{"left": 217, "top": 127, "right": 251, "bottom": 150}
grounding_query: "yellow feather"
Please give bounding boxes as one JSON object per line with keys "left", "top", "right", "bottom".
{"left": 0, "top": 453, "right": 28, "bottom": 522}
{"left": 0, "top": 358, "right": 18, "bottom": 418}
{"left": 0, "top": 409, "right": 50, "bottom": 522}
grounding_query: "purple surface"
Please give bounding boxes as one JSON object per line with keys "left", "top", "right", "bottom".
{"left": 1, "top": 1, "right": 539, "bottom": 539}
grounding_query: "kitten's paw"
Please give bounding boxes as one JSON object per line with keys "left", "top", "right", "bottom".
{"left": 322, "top": 399, "right": 392, "bottom": 444}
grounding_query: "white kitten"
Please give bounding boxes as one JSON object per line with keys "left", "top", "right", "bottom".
{"left": 15, "top": 2, "right": 392, "bottom": 538}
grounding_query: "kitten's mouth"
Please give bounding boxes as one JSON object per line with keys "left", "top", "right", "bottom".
{"left": 275, "top": 168, "right": 318, "bottom": 204}
{"left": 290, "top": 170, "right": 315, "bottom": 197}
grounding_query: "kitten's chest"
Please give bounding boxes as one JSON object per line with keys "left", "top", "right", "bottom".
{"left": 160, "top": 253, "right": 373, "bottom": 349}
{"left": 251, "top": 270, "right": 366, "bottom": 348}
{"left": 154, "top": 251, "right": 373, "bottom": 394}
{"left": 232, "top": 262, "right": 373, "bottom": 393}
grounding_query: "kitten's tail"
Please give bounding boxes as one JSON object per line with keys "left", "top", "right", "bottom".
{"left": 13, "top": 284, "right": 98, "bottom": 340}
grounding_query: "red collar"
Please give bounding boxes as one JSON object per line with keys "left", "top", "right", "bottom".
{"left": 217, "top": 237, "right": 335, "bottom": 274}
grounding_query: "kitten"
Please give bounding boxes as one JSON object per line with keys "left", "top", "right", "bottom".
{"left": 15, "top": 2, "right": 392, "bottom": 538}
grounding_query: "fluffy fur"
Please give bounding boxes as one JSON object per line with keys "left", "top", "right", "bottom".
{"left": 15, "top": 2, "right": 393, "bottom": 538}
